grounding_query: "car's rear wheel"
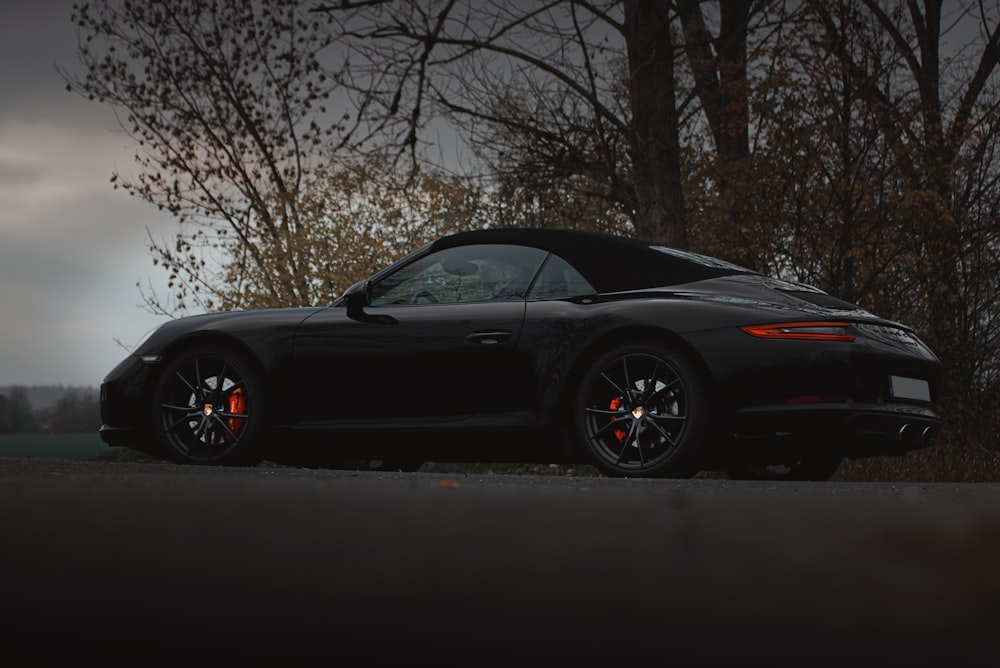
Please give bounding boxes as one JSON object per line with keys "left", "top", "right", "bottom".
{"left": 575, "top": 343, "right": 707, "bottom": 478}
{"left": 151, "top": 345, "right": 267, "bottom": 466}
{"left": 726, "top": 452, "right": 843, "bottom": 482}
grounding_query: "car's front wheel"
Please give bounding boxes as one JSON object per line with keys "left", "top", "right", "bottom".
{"left": 151, "top": 345, "right": 267, "bottom": 466}
{"left": 575, "top": 343, "right": 707, "bottom": 478}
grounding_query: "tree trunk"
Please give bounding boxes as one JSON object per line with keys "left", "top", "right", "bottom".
{"left": 623, "top": 0, "right": 687, "bottom": 248}
{"left": 678, "top": 0, "right": 754, "bottom": 266}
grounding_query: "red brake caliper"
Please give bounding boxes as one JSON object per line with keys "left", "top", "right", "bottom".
{"left": 226, "top": 387, "right": 246, "bottom": 440}
{"left": 610, "top": 396, "right": 626, "bottom": 443}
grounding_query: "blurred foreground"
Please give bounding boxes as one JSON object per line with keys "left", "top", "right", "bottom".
{"left": 2, "top": 457, "right": 998, "bottom": 666}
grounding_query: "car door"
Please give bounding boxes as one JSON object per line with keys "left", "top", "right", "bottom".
{"left": 291, "top": 244, "right": 548, "bottom": 425}
{"left": 515, "top": 252, "right": 603, "bottom": 416}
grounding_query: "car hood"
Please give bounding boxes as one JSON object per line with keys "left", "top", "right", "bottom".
{"left": 135, "top": 307, "right": 325, "bottom": 356}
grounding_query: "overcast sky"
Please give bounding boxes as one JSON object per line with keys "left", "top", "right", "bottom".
{"left": 1, "top": 1, "right": 175, "bottom": 386}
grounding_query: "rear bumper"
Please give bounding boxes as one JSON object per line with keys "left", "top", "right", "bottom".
{"left": 842, "top": 410, "right": 939, "bottom": 452}
{"left": 727, "top": 401, "right": 940, "bottom": 458}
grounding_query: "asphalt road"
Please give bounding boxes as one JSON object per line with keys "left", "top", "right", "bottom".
{"left": 2, "top": 457, "right": 999, "bottom": 666}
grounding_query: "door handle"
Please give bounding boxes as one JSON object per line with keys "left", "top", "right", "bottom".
{"left": 465, "top": 330, "right": 512, "bottom": 345}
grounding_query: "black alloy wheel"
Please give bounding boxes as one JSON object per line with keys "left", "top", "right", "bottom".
{"left": 151, "top": 345, "right": 266, "bottom": 465}
{"left": 576, "top": 343, "right": 707, "bottom": 478}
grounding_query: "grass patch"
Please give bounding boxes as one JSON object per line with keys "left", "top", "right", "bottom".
{"left": 0, "top": 433, "right": 109, "bottom": 460}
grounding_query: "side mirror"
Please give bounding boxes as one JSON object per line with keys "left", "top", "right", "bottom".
{"left": 342, "top": 281, "right": 368, "bottom": 319}
{"left": 342, "top": 280, "right": 396, "bottom": 325}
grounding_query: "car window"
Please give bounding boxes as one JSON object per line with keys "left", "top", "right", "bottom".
{"left": 527, "top": 253, "right": 596, "bottom": 300}
{"left": 370, "top": 244, "right": 548, "bottom": 305}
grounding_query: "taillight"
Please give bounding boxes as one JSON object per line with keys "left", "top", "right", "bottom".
{"left": 741, "top": 322, "right": 855, "bottom": 342}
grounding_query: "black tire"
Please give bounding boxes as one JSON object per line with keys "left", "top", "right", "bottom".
{"left": 575, "top": 343, "right": 707, "bottom": 478}
{"left": 151, "top": 345, "right": 267, "bottom": 466}
{"left": 726, "top": 452, "right": 843, "bottom": 482}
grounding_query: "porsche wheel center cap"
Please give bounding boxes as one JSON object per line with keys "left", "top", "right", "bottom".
{"left": 203, "top": 403, "right": 214, "bottom": 417}
{"left": 631, "top": 406, "right": 645, "bottom": 419}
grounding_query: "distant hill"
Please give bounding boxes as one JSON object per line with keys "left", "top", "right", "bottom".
{"left": 0, "top": 385, "right": 99, "bottom": 412}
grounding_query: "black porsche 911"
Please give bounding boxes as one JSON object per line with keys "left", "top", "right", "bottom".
{"left": 99, "top": 228, "right": 942, "bottom": 480}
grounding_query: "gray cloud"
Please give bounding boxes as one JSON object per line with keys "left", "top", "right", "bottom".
{"left": 0, "top": 157, "right": 43, "bottom": 188}
{"left": 0, "top": 0, "right": 175, "bottom": 386}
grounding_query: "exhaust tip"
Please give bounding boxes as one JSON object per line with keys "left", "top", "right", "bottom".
{"left": 897, "top": 423, "right": 910, "bottom": 441}
{"left": 897, "top": 422, "right": 934, "bottom": 447}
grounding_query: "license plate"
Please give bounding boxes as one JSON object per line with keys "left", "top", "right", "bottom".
{"left": 890, "top": 376, "right": 930, "bottom": 402}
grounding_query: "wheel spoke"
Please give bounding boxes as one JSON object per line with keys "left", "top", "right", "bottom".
{"left": 221, "top": 379, "right": 245, "bottom": 399}
{"left": 647, "top": 412, "right": 685, "bottom": 421}
{"left": 211, "top": 414, "right": 240, "bottom": 442}
{"left": 600, "top": 372, "right": 628, "bottom": 399}
{"left": 589, "top": 417, "right": 627, "bottom": 439}
{"left": 645, "top": 417, "right": 677, "bottom": 447}
{"left": 645, "top": 360, "right": 660, "bottom": 400}
{"left": 647, "top": 378, "right": 680, "bottom": 402}
{"left": 215, "top": 361, "right": 230, "bottom": 398}
{"left": 194, "top": 358, "right": 204, "bottom": 397}
{"left": 584, "top": 406, "right": 628, "bottom": 418}
{"left": 614, "top": 421, "right": 638, "bottom": 465}
{"left": 622, "top": 357, "right": 632, "bottom": 396}
{"left": 162, "top": 401, "right": 196, "bottom": 413}
{"left": 635, "top": 430, "right": 647, "bottom": 466}
{"left": 165, "top": 411, "right": 201, "bottom": 434}
{"left": 199, "top": 414, "right": 216, "bottom": 439}
{"left": 174, "top": 370, "right": 199, "bottom": 397}
{"left": 189, "top": 415, "right": 205, "bottom": 440}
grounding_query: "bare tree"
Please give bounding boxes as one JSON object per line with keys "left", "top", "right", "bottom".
{"left": 317, "top": 0, "right": 695, "bottom": 246}
{"left": 63, "top": 0, "right": 345, "bottom": 313}
{"left": 233, "top": 157, "right": 486, "bottom": 308}
{"left": 675, "top": 0, "right": 783, "bottom": 266}
{"left": 803, "top": 0, "right": 1000, "bottom": 411}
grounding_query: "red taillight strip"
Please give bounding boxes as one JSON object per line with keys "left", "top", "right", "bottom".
{"left": 741, "top": 322, "right": 856, "bottom": 342}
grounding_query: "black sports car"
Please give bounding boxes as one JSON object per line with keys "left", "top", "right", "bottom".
{"left": 100, "top": 228, "right": 942, "bottom": 480}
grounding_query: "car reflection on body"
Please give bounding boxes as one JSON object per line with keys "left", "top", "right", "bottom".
{"left": 99, "top": 228, "right": 942, "bottom": 480}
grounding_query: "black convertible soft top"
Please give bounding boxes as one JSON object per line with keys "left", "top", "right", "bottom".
{"left": 430, "top": 228, "right": 752, "bottom": 294}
